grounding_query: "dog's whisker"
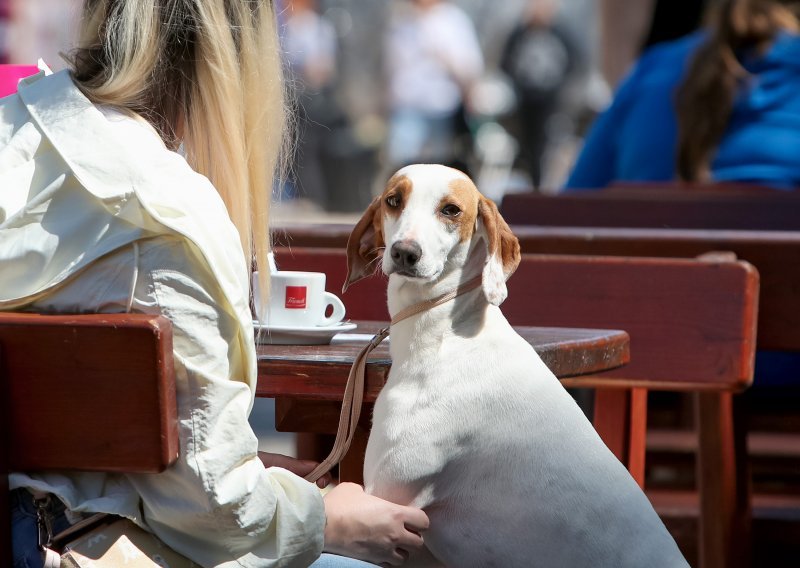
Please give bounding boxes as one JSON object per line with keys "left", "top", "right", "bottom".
{"left": 364, "top": 248, "right": 385, "bottom": 272}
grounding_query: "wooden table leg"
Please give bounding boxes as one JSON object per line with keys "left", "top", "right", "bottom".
{"left": 593, "top": 387, "right": 648, "bottom": 487}
{"left": 338, "top": 424, "right": 370, "bottom": 485}
{"left": 694, "top": 391, "right": 751, "bottom": 568}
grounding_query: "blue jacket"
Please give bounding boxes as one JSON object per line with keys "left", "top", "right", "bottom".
{"left": 565, "top": 31, "right": 800, "bottom": 190}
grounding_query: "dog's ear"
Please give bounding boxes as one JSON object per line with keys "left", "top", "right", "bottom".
{"left": 477, "top": 196, "right": 521, "bottom": 305}
{"left": 344, "top": 196, "right": 385, "bottom": 292}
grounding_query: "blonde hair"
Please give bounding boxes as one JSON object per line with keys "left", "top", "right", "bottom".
{"left": 676, "top": 0, "right": 800, "bottom": 181}
{"left": 70, "top": 0, "right": 287, "bottom": 307}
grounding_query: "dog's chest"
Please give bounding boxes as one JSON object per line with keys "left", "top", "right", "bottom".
{"left": 364, "top": 334, "right": 520, "bottom": 504}
{"left": 364, "top": 360, "right": 456, "bottom": 503}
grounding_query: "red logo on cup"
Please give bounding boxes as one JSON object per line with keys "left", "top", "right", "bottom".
{"left": 285, "top": 286, "right": 307, "bottom": 309}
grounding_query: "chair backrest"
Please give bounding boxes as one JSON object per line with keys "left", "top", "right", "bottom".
{"left": 1, "top": 313, "right": 179, "bottom": 561}
{"left": 509, "top": 253, "right": 759, "bottom": 391}
{"left": 499, "top": 186, "right": 800, "bottom": 230}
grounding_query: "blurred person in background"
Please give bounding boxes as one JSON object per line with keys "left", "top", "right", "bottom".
{"left": 5, "top": 0, "right": 80, "bottom": 69}
{"left": 565, "top": 0, "right": 800, "bottom": 191}
{"left": 500, "top": 0, "right": 580, "bottom": 190}
{"left": 4, "top": 1, "right": 429, "bottom": 566}
{"left": 384, "top": 0, "right": 484, "bottom": 172}
{"left": 0, "top": 0, "right": 9, "bottom": 63}
{"left": 281, "top": 0, "right": 343, "bottom": 209}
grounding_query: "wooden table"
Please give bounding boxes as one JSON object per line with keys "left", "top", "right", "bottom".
{"left": 255, "top": 321, "right": 629, "bottom": 482}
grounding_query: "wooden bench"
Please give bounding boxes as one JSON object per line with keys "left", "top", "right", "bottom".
{"left": 272, "top": 184, "right": 800, "bottom": 250}
{"left": 499, "top": 185, "right": 800, "bottom": 230}
{"left": 1, "top": 312, "right": 179, "bottom": 565}
{"left": 272, "top": 246, "right": 759, "bottom": 568}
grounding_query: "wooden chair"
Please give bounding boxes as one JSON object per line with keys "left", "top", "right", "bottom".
{"left": 272, "top": 246, "right": 759, "bottom": 568}
{"left": 1, "top": 313, "right": 179, "bottom": 565}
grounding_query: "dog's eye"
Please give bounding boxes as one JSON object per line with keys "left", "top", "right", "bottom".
{"left": 441, "top": 204, "right": 461, "bottom": 218}
{"left": 386, "top": 195, "right": 401, "bottom": 208}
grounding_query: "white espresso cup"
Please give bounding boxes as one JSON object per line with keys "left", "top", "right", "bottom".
{"left": 253, "top": 271, "right": 346, "bottom": 327}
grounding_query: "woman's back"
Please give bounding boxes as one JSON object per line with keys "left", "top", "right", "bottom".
{"left": 714, "top": 31, "right": 800, "bottom": 187}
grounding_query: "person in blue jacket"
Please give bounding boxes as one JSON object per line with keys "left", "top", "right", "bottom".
{"left": 565, "top": 0, "right": 800, "bottom": 191}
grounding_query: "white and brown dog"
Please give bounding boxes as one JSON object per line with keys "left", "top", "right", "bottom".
{"left": 344, "top": 164, "right": 688, "bottom": 567}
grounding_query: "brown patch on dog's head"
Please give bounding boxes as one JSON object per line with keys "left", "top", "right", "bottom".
{"left": 438, "top": 176, "right": 480, "bottom": 242}
{"left": 344, "top": 174, "right": 415, "bottom": 291}
{"left": 382, "top": 173, "right": 412, "bottom": 220}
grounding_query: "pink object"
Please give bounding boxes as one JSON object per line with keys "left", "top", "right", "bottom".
{"left": 0, "top": 64, "right": 40, "bottom": 97}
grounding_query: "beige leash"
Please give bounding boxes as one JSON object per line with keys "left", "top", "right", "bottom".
{"left": 304, "top": 275, "right": 482, "bottom": 483}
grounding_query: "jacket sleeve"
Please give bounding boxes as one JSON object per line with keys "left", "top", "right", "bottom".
{"left": 126, "top": 237, "right": 325, "bottom": 568}
{"left": 563, "top": 55, "right": 650, "bottom": 191}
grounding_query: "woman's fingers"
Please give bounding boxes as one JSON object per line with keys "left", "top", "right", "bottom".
{"left": 322, "top": 482, "right": 431, "bottom": 565}
{"left": 396, "top": 528, "right": 425, "bottom": 553}
{"left": 401, "top": 505, "right": 431, "bottom": 533}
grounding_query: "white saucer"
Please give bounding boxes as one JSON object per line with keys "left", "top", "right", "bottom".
{"left": 253, "top": 320, "right": 357, "bottom": 345}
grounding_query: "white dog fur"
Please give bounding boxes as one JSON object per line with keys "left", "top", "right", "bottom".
{"left": 344, "top": 164, "right": 689, "bottom": 567}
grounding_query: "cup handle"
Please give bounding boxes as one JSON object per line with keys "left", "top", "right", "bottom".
{"left": 321, "top": 292, "right": 346, "bottom": 326}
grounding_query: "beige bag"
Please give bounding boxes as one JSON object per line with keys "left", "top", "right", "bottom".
{"left": 58, "top": 517, "right": 199, "bottom": 568}
{"left": 34, "top": 498, "right": 197, "bottom": 568}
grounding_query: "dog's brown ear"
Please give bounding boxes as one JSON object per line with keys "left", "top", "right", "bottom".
{"left": 344, "top": 196, "right": 385, "bottom": 292}
{"left": 477, "top": 196, "right": 521, "bottom": 305}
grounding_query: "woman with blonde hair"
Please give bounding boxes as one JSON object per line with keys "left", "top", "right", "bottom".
{"left": 3, "top": 1, "right": 428, "bottom": 566}
{"left": 565, "top": 0, "right": 800, "bottom": 190}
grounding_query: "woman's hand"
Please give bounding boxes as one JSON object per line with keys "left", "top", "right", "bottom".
{"left": 322, "top": 482, "right": 430, "bottom": 566}
{"left": 257, "top": 452, "right": 332, "bottom": 489}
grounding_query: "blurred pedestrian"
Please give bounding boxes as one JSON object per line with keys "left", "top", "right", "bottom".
{"left": 565, "top": 0, "right": 800, "bottom": 190}
{"left": 282, "top": 0, "right": 342, "bottom": 208}
{"left": 0, "top": 0, "right": 9, "bottom": 63}
{"left": 5, "top": 0, "right": 80, "bottom": 69}
{"left": 500, "top": 0, "right": 580, "bottom": 190}
{"left": 384, "top": 0, "right": 484, "bottom": 171}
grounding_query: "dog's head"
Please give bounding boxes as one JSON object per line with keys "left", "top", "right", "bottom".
{"left": 345, "top": 164, "right": 520, "bottom": 305}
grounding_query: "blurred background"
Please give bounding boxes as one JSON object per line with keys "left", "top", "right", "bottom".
{"left": 0, "top": 0, "right": 707, "bottom": 452}
{"left": 0, "top": 0, "right": 709, "bottom": 215}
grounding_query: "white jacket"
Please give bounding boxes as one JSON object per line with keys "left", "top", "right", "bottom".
{"left": 1, "top": 70, "right": 325, "bottom": 567}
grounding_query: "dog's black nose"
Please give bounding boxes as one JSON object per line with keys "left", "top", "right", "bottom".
{"left": 391, "top": 241, "right": 422, "bottom": 269}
